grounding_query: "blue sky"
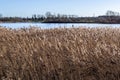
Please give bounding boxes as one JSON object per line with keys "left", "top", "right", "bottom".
{"left": 0, "top": 0, "right": 120, "bottom": 17}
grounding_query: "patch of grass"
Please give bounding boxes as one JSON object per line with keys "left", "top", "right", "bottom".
{"left": 0, "top": 27, "right": 120, "bottom": 80}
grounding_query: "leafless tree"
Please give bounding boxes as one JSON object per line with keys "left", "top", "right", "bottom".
{"left": 0, "top": 14, "right": 2, "bottom": 18}
{"left": 106, "top": 10, "right": 119, "bottom": 16}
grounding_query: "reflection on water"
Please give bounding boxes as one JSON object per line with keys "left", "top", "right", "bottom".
{"left": 0, "top": 23, "right": 120, "bottom": 29}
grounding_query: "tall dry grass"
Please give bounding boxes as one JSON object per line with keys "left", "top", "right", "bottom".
{"left": 0, "top": 26, "right": 120, "bottom": 80}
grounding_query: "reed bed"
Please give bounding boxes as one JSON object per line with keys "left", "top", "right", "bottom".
{"left": 0, "top": 27, "right": 120, "bottom": 80}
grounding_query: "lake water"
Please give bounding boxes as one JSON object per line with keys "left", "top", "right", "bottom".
{"left": 0, "top": 23, "right": 120, "bottom": 29}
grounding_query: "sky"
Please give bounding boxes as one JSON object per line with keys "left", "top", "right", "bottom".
{"left": 0, "top": 0, "right": 120, "bottom": 17}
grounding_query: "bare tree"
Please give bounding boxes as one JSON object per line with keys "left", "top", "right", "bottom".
{"left": 32, "top": 14, "right": 37, "bottom": 19}
{"left": 45, "top": 12, "right": 52, "bottom": 18}
{"left": 106, "top": 10, "right": 120, "bottom": 16}
{"left": 0, "top": 14, "right": 2, "bottom": 18}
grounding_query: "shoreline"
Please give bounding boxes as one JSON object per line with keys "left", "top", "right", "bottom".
{"left": 1, "top": 21, "right": 120, "bottom": 24}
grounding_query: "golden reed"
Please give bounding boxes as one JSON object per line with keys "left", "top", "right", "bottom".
{"left": 0, "top": 27, "right": 120, "bottom": 80}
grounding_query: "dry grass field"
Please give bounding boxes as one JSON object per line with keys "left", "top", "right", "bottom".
{"left": 0, "top": 27, "right": 120, "bottom": 80}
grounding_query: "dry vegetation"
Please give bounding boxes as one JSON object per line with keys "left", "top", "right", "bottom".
{"left": 0, "top": 26, "right": 120, "bottom": 80}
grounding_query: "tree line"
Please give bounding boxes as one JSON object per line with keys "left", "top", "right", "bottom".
{"left": 0, "top": 10, "right": 120, "bottom": 23}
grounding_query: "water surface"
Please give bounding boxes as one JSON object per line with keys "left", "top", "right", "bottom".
{"left": 0, "top": 23, "right": 120, "bottom": 29}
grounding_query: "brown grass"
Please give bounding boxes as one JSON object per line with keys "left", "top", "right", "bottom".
{"left": 0, "top": 27, "right": 120, "bottom": 80}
